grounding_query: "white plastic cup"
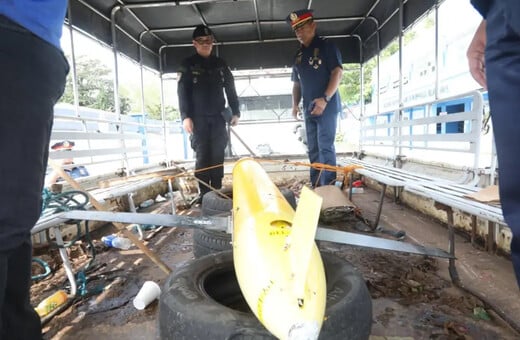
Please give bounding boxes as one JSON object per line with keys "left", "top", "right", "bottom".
{"left": 133, "top": 281, "right": 161, "bottom": 310}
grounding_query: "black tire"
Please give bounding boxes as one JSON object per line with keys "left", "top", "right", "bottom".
{"left": 193, "top": 188, "right": 297, "bottom": 258}
{"left": 158, "top": 251, "right": 372, "bottom": 340}
{"left": 201, "top": 189, "right": 234, "bottom": 216}
{"left": 201, "top": 188, "right": 296, "bottom": 216}
{"left": 193, "top": 227, "right": 232, "bottom": 258}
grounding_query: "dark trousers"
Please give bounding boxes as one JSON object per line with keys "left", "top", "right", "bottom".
{"left": 304, "top": 112, "right": 338, "bottom": 187}
{"left": 191, "top": 116, "right": 228, "bottom": 196}
{"left": 0, "top": 241, "right": 41, "bottom": 339}
{"left": 485, "top": 2, "right": 520, "bottom": 286}
{"left": 0, "top": 15, "right": 69, "bottom": 338}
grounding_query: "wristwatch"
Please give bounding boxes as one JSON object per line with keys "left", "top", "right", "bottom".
{"left": 323, "top": 94, "right": 332, "bottom": 103}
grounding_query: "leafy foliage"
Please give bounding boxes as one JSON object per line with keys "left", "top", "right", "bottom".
{"left": 338, "top": 29, "right": 417, "bottom": 105}
{"left": 146, "top": 103, "right": 180, "bottom": 121}
{"left": 338, "top": 63, "right": 374, "bottom": 105}
{"left": 61, "top": 56, "right": 131, "bottom": 115}
{"left": 61, "top": 55, "right": 179, "bottom": 120}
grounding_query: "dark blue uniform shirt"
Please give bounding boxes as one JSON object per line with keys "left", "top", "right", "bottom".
{"left": 471, "top": 0, "right": 492, "bottom": 17}
{"left": 291, "top": 35, "right": 342, "bottom": 116}
{"left": 177, "top": 54, "right": 240, "bottom": 121}
{"left": 471, "top": 0, "right": 520, "bottom": 36}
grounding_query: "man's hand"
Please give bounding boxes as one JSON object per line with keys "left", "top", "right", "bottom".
{"left": 182, "top": 118, "right": 194, "bottom": 134}
{"left": 230, "top": 115, "right": 240, "bottom": 126}
{"left": 311, "top": 97, "right": 327, "bottom": 116}
{"left": 292, "top": 106, "right": 302, "bottom": 120}
{"left": 467, "top": 20, "right": 487, "bottom": 89}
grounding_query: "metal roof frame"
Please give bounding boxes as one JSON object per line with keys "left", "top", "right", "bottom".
{"left": 68, "top": 0, "right": 438, "bottom": 73}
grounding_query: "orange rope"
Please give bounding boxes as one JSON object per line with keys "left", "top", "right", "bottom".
{"left": 165, "top": 158, "right": 363, "bottom": 198}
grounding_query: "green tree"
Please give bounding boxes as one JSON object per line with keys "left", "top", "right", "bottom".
{"left": 339, "top": 62, "right": 375, "bottom": 105}
{"left": 338, "top": 27, "right": 418, "bottom": 105}
{"left": 146, "top": 103, "right": 180, "bottom": 121}
{"left": 61, "top": 55, "right": 131, "bottom": 115}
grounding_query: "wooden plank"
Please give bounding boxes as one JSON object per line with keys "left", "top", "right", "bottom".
{"left": 47, "top": 159, "right": 172, "bottom": 274}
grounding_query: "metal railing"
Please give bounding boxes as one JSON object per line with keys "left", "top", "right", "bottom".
{"left": 359, "top": 91, "right": 484, "bottom": 172}
{"left": 48, "top": 104, "right": 186, "bottom": 178}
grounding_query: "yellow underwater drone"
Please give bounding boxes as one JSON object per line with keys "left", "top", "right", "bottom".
{"left": 232, "top": 158, "right": 326, "bottom": 340}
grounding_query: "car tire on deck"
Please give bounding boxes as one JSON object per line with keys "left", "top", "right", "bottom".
{"left": 158, "top": 250, "right": 372, "bottom": 339}
{"left": 193, "top": 187, "right": 297, "bottom": 258}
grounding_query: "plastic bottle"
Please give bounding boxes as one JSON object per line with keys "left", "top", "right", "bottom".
{"left": 101, "top": 234, "right": 133, "bottom": 250}
{"left": 35, "top": 290, "right": 68, "bottom": 317}
{"left": 140, "top": 199, "right": 155, "bottom": 208}
{"left": 101, "top": 234, "right": 116, "bottom": 247}
{"left": 111, "top": 236, "right": 133, "bottom": 250}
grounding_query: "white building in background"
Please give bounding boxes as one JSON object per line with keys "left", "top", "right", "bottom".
{"left": 371, "top": 0, "right": 482, "bottom": 113}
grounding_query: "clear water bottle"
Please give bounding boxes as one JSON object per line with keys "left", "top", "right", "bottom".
{"left": 111, "top": 236, "right": 133, "bottom": 250}
{"left": 101, "top": 234, "right": 132, "bottom": 250}
{"left": 140, "top": 199, "right": 155, "bottom": 208}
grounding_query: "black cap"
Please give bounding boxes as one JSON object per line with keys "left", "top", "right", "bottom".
{"left": 192, "top": 25, "right": 213, "bottom": 39}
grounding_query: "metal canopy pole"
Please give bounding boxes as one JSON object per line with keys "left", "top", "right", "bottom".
{"left": 252, "top": 0, "right": 262, "bottom": 41}
{"left": 397, "top": 0, "right": 404, "bottom": 162}
{"left": 434, "top": 1, "right": 440, "bottom": 100}
{"left": 158, "top": 48, "right": 169, "bottom": 163}
{"left": 110, "top": 6, "right": 130, "bottom": 174}
{"left": 139, "top": 31, "right": 147, "bottom": 116}
{"left": 358, "top": 36, "right": 364, "bottom": 119}
{"left": 66, "top": 8, "right": 95, "bottom": 165}
{"left": 66, "top": 9, "right": 80, "bottom": 118}
{"left": 75, "top": 0, "right": 157, "bottom": 57}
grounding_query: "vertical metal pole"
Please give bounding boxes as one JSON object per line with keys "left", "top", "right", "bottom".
{"left": 111, "top": 7, "right": 122, "bottom": 119}
{"left": 490, "top": 137, "right": 497, "bottom": 185}
{"left": 376, "top": 52, "right": 380, "bottom": 114}
{"left": 397, "top": 0, "right": 404, "bottom": 161}
{"left": 139, "top": 32, "right": 149, "bottom": 167}
{"left": 359, "top": 37, "right": 364, "bottom": 120}
{"left": 53, "top": 227, "right": 78, "bottom": 296}
{"left": 67, "top": 8, "right": 80, "bottom": 117}
{"left": 159, "top": 49, "right": 169, "bottom": 164}
{"left": 356, "top": 36, "right": 365, "bottom": 153}
{"left": 446, "top": 207, "right": 460, "bottom": 283}
{"left": 110, "top": 6, "right": 129, "bottom": 174}
{"left": 376, "top": 22, "right": 381, "bottom": 115}
{"left": 68, "top": 6, "right": 94, "bottom": 163}
{"left": 434, "top": 1, "right": 440, "bottom": 100}
{"left": 168, "top": 178, "right": 177, "bottom": 215}
{"left": 139, "top": 32, "right": 147, "bottom": 116}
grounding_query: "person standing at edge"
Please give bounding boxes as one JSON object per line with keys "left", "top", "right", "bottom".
{"left": 0, "top": 1, "right": 69, "bottom": 338}
{"left": 177, "top": 24, "right": 240, "bottom": 203}
{"left": 288, "top": 9, "right": 343, "bottom": 187}
{"left": 468, "top": 0, "right": 520, "bottom": 288}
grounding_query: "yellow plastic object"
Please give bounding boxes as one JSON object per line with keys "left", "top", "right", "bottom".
{"left": 35, "top": 289, "right": 68, "bottom": 317}
{"left": 232, "top": 158, "right": 326, "bottom": 340}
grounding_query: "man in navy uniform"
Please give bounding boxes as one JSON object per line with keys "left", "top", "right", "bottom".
{"left": 177, "top": 25, "right": 240, "bottom": 201}
{"left": 468, "top": 0, "right": 520, "bottom": 288}
{"left": 288, "top": 9, "right": 343, "bottom": 187}
{"left": 0, "top": 1, "right": 69, "bottom": 338}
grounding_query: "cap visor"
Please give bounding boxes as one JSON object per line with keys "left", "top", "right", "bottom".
{"left": 292, "top": 17, "right": 312, "bottom": 30}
